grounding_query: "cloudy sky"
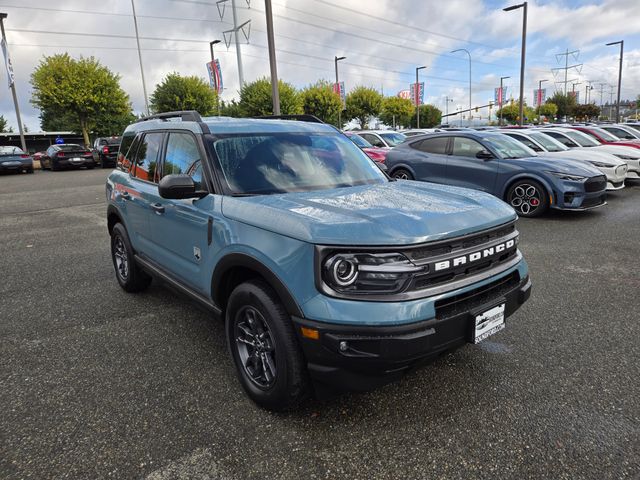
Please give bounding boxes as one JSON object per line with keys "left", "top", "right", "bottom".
{"left": 1, "top": 0, "right": 639, "bottom": 130}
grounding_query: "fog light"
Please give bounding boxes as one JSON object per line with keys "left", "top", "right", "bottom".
{"left": 301, "top": 327, "right": 319, "bottom": 340}
{"left": 339, "top": 341, "right": 348, "bottom": 352}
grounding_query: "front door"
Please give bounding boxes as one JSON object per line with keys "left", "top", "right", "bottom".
{"left": 445, "top": 136, "right": 498, "bottom": 193}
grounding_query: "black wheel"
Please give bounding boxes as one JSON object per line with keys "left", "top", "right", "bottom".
{"left": 391, "top": 168, "right": 413, "bottom": 180}
{"left": 26, "top": 167, "right": 34, "bottom": 174}
{"left": 110, "top": 223, "right": 152, "bottom": 293}
{"left": 50, "top": 161, "right": 59, "bottom": 172}
{"left": 226, "top": 279, "right": 310, "bottom": 411}
{"left": 506, "top": 179, "right": 549, "bottom": 217}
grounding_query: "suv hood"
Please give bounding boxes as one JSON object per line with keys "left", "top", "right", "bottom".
{"left": 221, "top": 181, "right": 517, "bottom": 245}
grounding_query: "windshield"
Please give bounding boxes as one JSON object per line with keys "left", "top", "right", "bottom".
{"left": 586, "top": 127, "right": 619, "bottom": 142}
{"left": 211, "top": 132, "right": 387, "bottom": 195}
{"left": 379, "top": 132, "right": 406, "bottom": 146}
{"left": 104, "top": 137, "right": 121, "bottom": 145}
{"left": 529, "top": 132, "right": 568, "bottom": 152}
{"left": 347, "top": 133, "right": 372, "bottom": 148}
{"left": 482, "top": 134, "right": 537, "bottom": 159}
{"left": 0, "top": 146, "right": 25, "bottom": 155}
{"left": 564, "top": 130, "right": 600, "bottom": 147}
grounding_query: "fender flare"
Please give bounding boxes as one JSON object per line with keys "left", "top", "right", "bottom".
{"left": 106, "top": 204, "right": 124, "bottom": 234}
{"left": 388, "top": 163, "right": 418, "bottom": 179}
{"left": 212, "top": 252, "right": 304, "bottom": 318}
{"left": 501, "top": 174, "right": 556, "bottom": 205}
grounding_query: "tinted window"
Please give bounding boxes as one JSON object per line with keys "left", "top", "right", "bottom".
{"left": 604, "top": 127, "right": 638, "bottom": 140}
{"left": 163, "top": 132, "right": 203, "bottom": 188}
{"left": 347, "top": 134, "right": 371, "bottom": 148}
{"left": 360, "top": 133, "right": 385, "bottom": 148}
{"left": 212, "top": 132, "right": 386, "bottom": 195}
{"left": 564, "top": 130, "right": 599, "bottom": 147}
{"left": 133, "top": 132, "right": 163, "bottom": 183}
{"left": 529, "top": 132, "right": 568, "bottom": 152}
{"left": 507, "top": 134, "right": 542, "bottom": 152}
{"left": 481, "top": 135, "right": 537, "bottom": 159}
{"left": 379, "top": 132, "right": 406, "bottom": 146}
{"left": 588, "top": 128, "right": 619, "bottom": 142}
{"left": 57, "top": 144, "right": 84, "bottom": 151}
{"left": 544, "top": 132, "right": 577, "bottom": 147}
{"left": 452, "top": 137, "right": 485, "bottom": 158}
{"left": 118, "top": 131, "right": 136, "bottom": 172}
{"left": 0, "top": 146, "right": 24, "bottom": 155}
{"left": 414, "top": 137, "right": 448, "bottom": 154}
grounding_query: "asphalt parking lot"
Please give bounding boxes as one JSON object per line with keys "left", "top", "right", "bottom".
{"left": 1, "top": 169, "right": 639, "bottom": 480}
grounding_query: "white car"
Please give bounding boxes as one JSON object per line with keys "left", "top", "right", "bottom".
{"left": 357, "top": 130, "right": 407, "bottom": 148}
{"left": 504, "top": 130, "right": 627, "bottom": 191}
{"left": 536, "top": 127, "right": 640, "bottom": 182}
{"left": 401, "top": 128, "right": 443, "bottom": 137}
{"left": 600, "top": 124, "right": 640, "bottom": 141}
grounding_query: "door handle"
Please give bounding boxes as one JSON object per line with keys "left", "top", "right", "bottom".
{"left": 151, "top": 203, "right": 165, "bottom": 214}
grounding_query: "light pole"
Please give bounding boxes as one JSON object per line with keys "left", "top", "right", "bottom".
{"left": 264, "top": 0, "right": 280, "bottom": 115}
{"left": 209, "top": 40, "right": 221, "bottom": 116}
{"left": 451, "top": 49, "right": 471, "bottom": 126}
{"left": 445, "top": 96, "right": 453, "bottom": 118}
{"left": 0, "top": 12, "right": 26, "bottom": 151}
{"left": 499, "top": 76, "right": 510, "bottom": 126}
{"left": 537, "top": 79, "right": 548, "bottom": 107}
{"left": 130, "top": 0, "right": 149, "bottom": 116}
{"left": 334, "top": 55, "right": 346, "bottom": 128}
{"left": 503, "top": 2, "right": 527, "bottom": 126}
{"left": 415, "top": 66, "right": 426, "bottom": 128}
{"left": 606, "top": 40, "right": 623, "bottom": 122}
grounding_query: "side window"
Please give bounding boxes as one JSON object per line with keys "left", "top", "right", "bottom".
{"left": 452, "top": 137, "right": 485, "bottom": 158}
{"left": 606, "top": 127, "right": 634, "bottom": 139}
{"left": 511, "top": 134, "right": 541, "bottom": 152}
{"left": 46, "top": 146, "right": 55, "bottom": 156}
{"left": 132, "top": 132, "right": 163, "bottom": 183}
{"left": 117, "top": 131, "right": 136, "bottom": 172}
{"left": 546, "top": 132, "right": 575, "bottom": 147}
{"left": 162, "top": 132, "right": 203, "bottom": 189}
{"left": 361, "top": 134, "right": 385, "bottom": 148}
{"left": 413, "top": 137, "right": 448, "bottom": 154}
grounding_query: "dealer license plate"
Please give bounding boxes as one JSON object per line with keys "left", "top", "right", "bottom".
{"left": 474, "top": 303, "right": 505, "bottom": 344}
{"left": 71, "top": 157, "right": 83, "bottom": 163}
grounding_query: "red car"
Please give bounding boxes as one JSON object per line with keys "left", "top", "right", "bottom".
{"left": 569, "top": 126, "right": 640, "bottom": 149}
{"left": 344, "top": 132, "right": 389, "bottom": 163}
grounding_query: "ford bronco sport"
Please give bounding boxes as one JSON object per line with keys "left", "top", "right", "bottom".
{"left": 106, "top": 111, "right": 531, "bottom": 410}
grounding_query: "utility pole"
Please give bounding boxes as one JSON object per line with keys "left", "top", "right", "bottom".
{"left": 503, "top": 2, "right": 527, "bottom": 126}
{"left": 210, "top": 40, "right": 221, "bottom": 116}
{"left": 264, "top": 0, "right": 279, "bottom": 115}
{"left": 415, "top": 66, "right": 426, "bottom": 128}
{"left": 499, "top": 76, "right": 510, "bottom": 126}
{"left": 231, "top": 0, "right": 244, "bottom": 87}
{"left": 606, "top": 40, "right": 623, "bottom": 123}
{"left": 585, "top": 80, "right": 593, "bottom": 104}
{"left": 572, "top": 81, "right": 581, "bottom": 104}
{"left": 552, "top": 49, "right": 582, "bottom": 96}
{"left": 130, "top": 0, "right": 149, "bottom": 116}
{"left": 218, "top": 0, "right": 250, "bottom": 88}
{"left": 0, "top": 12, "right": 26, "bottom": 151}
{"left": 451, "top": 49, "right": 471, "bottom": 126}
{"left": 445, "top": 96, "right": 453, "bottom": 118}
{"left": 334, "top": 55, "right": 346, "bottom": 128}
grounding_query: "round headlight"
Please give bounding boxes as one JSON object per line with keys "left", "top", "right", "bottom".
{"left": 326, "top": 256, "right": 358, "bottom": 287}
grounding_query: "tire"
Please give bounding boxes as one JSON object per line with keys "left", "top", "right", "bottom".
{"left": 86, "top": 164, "right": 95, "bottom": 170}
{"left": 50, "top": 161, "right": 59, "bottom": 172}
{"left": 506, "top": 179, "right": 549, "bottom": 217}
{"left": 27, "top": 167, "right": 34, "bottom": 174}
{"left": 110, "top": 223, "right": 152, "bottom": 293}
{"left": 391, "top": 168, "right": 414, "bottom": 180}
{"left": 226, "top": 279, "right": 310, "bottom": 411}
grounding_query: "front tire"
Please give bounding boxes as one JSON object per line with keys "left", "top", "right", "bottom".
{"left": 506, "top": 179, "right": 549, "bottom": 217}
{"left": 226, "top": 279, "right": 310, "bottom": 411}
{"left": 110, "top": 223, "right": 152, "bottom": 292}
{"left": 391, "top": 168, "right": 414, "bottom": 180}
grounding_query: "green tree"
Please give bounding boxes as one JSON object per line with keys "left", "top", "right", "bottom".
{"left": 239, "top": 77, "right": 303, "bottom": 116}
{"left": 379, "top": 96, "right": 414, "bottom": 128}
{"left": 30, "top": 53, "right": 131, "bottom": 146}
{"left": 410, "top": 104, "right": 442, "bottom": 128}
{"left": 300, "top": 80, "right": 342, "bottom": 125}
{"left": 536, "top": 102, "right": 558, "bottom": 119}
{"left": 547, "top": 92, "right": 577, "bottom": 120}
{"left": 496, "top": 101, "right": 535, "bottom": 124}
{"left": 345, "top": 86, "right": 383, "bottom": 129}
{"left": 573, "top": 103, "right": 601, "bottom": 121}
{"left": 220, "top": 99, "right": 244, "bottom": 117}
{"left": 40, "top": 107, "right": 136, "bottom": 137}
{"left": 150, "top": 73, "right": 218, "bottom": 116}
{"left": 0, "top": 115, "right": 12, "bottom": 133}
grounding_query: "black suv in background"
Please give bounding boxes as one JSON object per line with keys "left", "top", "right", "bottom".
{"left": 93, "top": 136, "right": 121, "bottom": 168}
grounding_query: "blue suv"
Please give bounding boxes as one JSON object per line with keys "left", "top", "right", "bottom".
{"left": 106, "top": 112, "right": 531, "bottom": 410}
{"left": 385, "top": 131, "right": 608, "bottom": 217}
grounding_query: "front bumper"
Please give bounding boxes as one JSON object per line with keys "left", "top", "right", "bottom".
{"left": 293, "top": 272, "right": 531, "bottom": 394}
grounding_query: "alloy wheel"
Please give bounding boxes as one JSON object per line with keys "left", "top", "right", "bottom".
{"left": 113, "top": 236, "right": 129, "bottom": 280}
{"left": 510, "top": 184, "right": 541, "bottom": 216}
{"left": 393, "top": 170, "right": 411, "bottom": 180}
{"left": 234, "top": 306, "right": 277, "bottom": 389}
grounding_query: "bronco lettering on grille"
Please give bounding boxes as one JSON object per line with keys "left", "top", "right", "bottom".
{"left": 433, "top": 239, "right": 516, "bottom": 272}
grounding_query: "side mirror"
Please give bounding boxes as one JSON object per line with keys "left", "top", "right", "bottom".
{"left": 158, "top": 174, "right": 206, "bottom": 199}
{"left": 476, "top": 149, "right": 493, "bottom": 160}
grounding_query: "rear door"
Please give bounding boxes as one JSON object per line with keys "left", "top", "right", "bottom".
{"left": 406, "top": 136, "right": 450, "bottom": 182}
{"left": 125, "top": 131, "right": 164, "bottom": 254}
{"left": 445, "top": 136, "right": 498, "bottom": 193}
{"left": 146, "top": 131, "right": 220, "bottom": 293}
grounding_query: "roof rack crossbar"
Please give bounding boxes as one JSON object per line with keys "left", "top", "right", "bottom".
{"left": 136, "top": 111, "right": 203, "bottom": 123}
{"left": 253, "top": 114, "right": 325, "bottom": 124}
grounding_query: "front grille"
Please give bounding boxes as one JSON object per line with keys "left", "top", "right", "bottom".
{"left": 585, "top": 175, "right": 607, "bottom": 192}
{"left": 582, "top": 195, "right": 606, "bottom": 208}
{"left": 434, "top": 271, "right": 521, "bottom": 320}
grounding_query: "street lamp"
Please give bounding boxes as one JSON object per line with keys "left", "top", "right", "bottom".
{"left": 445, "top": 96, "right": 453, "bottom": 118}
{"left": 209, "top": 40, "right": 222, "bottom": 115}
{"left": 0, "top": 12, "right": 26, "bottom": 151}
{"left": 334, "top": 56, "right": 346, "bottom": 128}
{"left": 503, "top": 2, "right": 527, "bottom": 126}
{"left": 606, "top": 40, "right": 623, "bottom": 122}
{"left": 415, "top": 66, "right": 426, "bottom": 128}
{"left": 537, "top": 79, "right": 548, "bottom": 107}
{"left": 499, "top": 76, "right": 510, "bottom": 126}
{"left": 451, "top": 49, "right": 471, "bottom": 126}
{"left": 130, "top": 0, "right": 149, "bottom": 116}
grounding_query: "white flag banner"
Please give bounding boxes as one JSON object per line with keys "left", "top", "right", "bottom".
{"left": 1, "top": 38, "right": 15, "bottom": 88}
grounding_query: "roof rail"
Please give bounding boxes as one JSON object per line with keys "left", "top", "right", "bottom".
{"left": 136, "top": 111, "right": 203, "bottom": 123}
{"left": 254, "top": 114, "right": 325, "bottom": 124}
